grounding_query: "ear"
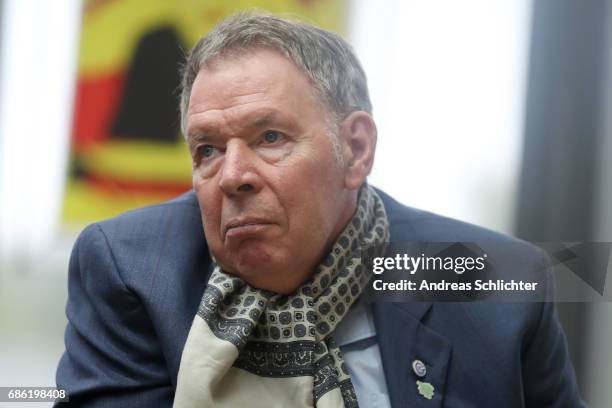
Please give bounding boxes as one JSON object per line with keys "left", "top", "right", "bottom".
{"left": 339, "top": 111, "right": 377, "bottom": 190}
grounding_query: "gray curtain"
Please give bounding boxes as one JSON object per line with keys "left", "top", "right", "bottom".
{"left": 516, "top": 0, "right": 610, "bottom": 398}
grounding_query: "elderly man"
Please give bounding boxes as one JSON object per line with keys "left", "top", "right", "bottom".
{"left": 55, "top": 12, "right": 584, "bottom": 407}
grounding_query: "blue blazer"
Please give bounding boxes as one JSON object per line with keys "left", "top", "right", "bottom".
{"left": 55, "top": 190, "right": 585, "bottom": 407}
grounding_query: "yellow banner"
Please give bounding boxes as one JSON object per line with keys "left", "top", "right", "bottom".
{"left": 64, "top": 0, "right": 347, "bottom": 225}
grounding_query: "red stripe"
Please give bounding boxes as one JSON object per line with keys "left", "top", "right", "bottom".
{"left": 84, "top": 173, "right": 192, "bottom": 197}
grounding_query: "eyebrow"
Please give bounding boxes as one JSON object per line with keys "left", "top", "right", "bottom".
{"left": 250, "top": 112, "right": 276, "bottom": 129}
{"left": 187, "top": 111, "right": 281, "bottom": 147}
{"left": 187, "top": 131, "right": 217, "bottom": 152}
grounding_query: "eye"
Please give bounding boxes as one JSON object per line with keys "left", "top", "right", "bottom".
{"left": 199, "top": 145, "right": 216, "bottom": 158}
{"left": 262, "top": 131, "right": 282, "bottom": 144}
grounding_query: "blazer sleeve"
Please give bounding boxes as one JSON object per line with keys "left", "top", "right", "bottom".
{"left": 521, "top": 252, "right": 586, "bottom": 408}
{"left": 55, "top": 224, "right": 173, "bottom": 407}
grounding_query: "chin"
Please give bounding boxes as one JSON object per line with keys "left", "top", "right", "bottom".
{"left": 216, "top": 243, "right": 306, "bottom": 293}
{"left": 235, "top": 240, "right": 275, "bottom": 267}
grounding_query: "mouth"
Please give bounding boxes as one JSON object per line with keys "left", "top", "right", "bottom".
{"left": 223, "top": 218, "right": 274, "bottom": 240}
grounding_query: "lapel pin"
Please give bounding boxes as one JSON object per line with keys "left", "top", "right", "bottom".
{"left": 416, "top": 380, "right": 435, "bottom": 400}
{"left": 412, "top": 359, "right": 427, "bottom": 377}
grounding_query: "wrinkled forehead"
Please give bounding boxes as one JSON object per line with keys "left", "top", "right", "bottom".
{"left": 185, "top": 48, "right": 337, "bottom": 141}
{"left": 186, "top": 47, "right": 335, "bottom": 131}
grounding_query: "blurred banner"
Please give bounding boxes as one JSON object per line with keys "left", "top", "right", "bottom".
{"left": 63, "top": 0, "right": 346, "bottom": 225}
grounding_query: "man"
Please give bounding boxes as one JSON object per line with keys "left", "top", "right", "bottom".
{"left": 56, "top": 12, "right": 584, "bottom": 407}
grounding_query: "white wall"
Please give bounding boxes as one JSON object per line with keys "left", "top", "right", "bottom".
{"left": 0, "top": 1, "right": 82, "bottom": 395}
{"left": 349, "top": 0, "right": 533, "bottom": 234}
{"left": 0, "top": 0, "right": 81, "bottom": 262}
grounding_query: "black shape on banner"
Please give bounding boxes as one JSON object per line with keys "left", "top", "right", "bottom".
{"left": 111, "top": 26, "right": 184, "bottom": 142}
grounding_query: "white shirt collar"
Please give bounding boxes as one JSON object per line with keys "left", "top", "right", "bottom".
{"left": 331, "top": 301, "right": 377, "bottom": 347}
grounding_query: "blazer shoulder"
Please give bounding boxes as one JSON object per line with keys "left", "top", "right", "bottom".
{"left": 93, "top": 190, "right": 201, "bottom": 238}
{"left": 76, "top": 190, "right": 206, "bottom": 292}
{"left": 378, "top": 188, "right": 542, "bottom": 253}
{"left": 378, "top": 187, "right": 550, "bottom": 278}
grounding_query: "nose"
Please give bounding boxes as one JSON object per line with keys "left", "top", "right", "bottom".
{"left": 218, "top": 140, "right": 262, "bottom": 196}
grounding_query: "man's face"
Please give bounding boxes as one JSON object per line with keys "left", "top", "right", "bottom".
{"left": 186, "top": 48, "right": 356, "bottom": 294}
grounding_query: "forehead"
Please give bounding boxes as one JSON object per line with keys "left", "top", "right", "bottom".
{"left": 186, "top": 49, "right": 325, "bottom": 133}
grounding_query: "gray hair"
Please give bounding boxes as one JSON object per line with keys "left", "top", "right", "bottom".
{"left": 179, "top": 11, "right": 372, "bottom": 135}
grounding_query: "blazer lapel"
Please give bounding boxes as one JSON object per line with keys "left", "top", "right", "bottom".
{"left": 373, "top": 302, "right": 452, "bottom": 408}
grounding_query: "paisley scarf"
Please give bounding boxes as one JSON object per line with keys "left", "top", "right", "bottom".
{"left": 174, "top": 184, "right": 389, "bottom": 407}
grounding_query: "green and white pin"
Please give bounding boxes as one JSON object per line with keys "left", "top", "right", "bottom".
{"left": 416, "top": 380, "right": 435, "bottom": 400}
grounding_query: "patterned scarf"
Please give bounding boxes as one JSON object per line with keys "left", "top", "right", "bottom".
{"left": 174, "top": 185, "right": 389, "bottom": 408}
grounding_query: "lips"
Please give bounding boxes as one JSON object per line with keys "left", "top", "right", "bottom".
{"left": 223, "top": 217, "right": 273, "bottom": 239}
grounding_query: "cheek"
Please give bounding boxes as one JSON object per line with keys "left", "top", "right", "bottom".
{"left": 194, "top": 181, "right": 223, "bottom": 241}
{"left": 201, "top": 213, "right": 219, "bottom": 242}
{"left": 275, "top": 162, "right": 344, "bottom": 236}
